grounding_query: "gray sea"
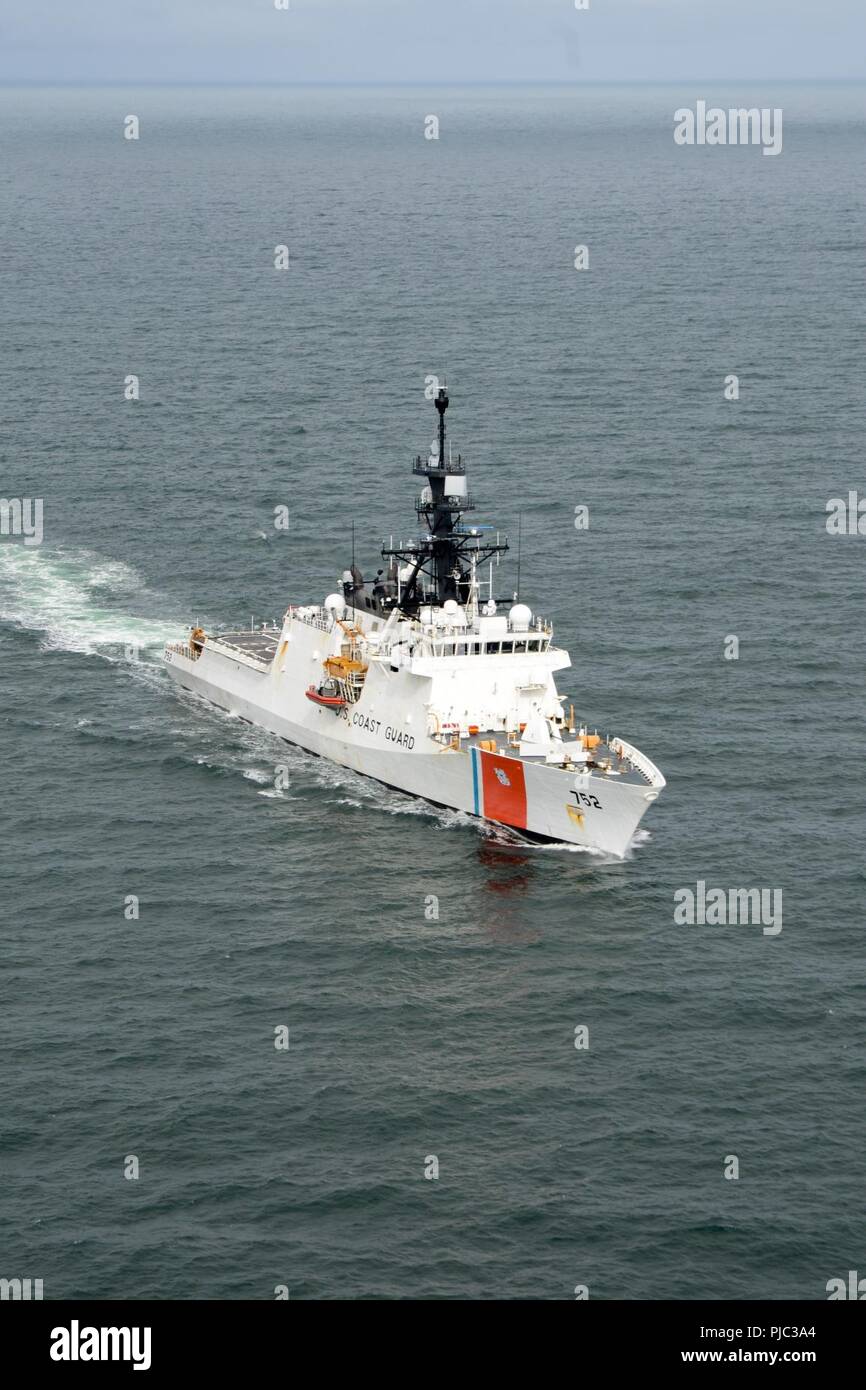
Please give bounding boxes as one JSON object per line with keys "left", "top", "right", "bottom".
{"left": 1, "top": 84, "right": 865, "bottom": 1300}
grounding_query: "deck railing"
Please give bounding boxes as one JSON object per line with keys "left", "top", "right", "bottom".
{"left": 610, "top": 737, "right": 666, "bottom": 788}
{"left": 286, "top": 606, "right": 332, "bottom": 633}
{"left": 411, "top": 454, "right": 466, "bottom": 476}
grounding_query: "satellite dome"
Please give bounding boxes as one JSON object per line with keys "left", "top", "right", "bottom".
{"left": 509, "top": 603, "right": 532, "bottom": 631}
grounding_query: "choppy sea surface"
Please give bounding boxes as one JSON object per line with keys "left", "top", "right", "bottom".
{"left": 1, "top": 84, "right": 865, "bottom": 1300}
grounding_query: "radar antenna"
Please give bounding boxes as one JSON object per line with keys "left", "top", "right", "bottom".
{"left": 380, "top": 383, "right": 509, "bottom": 614}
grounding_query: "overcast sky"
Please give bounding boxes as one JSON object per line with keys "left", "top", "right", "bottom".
{"left": 1, "top": 0, "right": 864, "bottom": 84}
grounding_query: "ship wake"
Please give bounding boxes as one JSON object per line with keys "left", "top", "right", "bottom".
{"left": 0, "top": 545, "right": 185, "bottom": 658}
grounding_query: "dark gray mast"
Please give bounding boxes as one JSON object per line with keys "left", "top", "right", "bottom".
{"left": 381, "top": 384, "right": 509, "bottom": 614}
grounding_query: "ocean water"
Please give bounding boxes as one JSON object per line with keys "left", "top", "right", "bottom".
{"left": 1, "top": 84, "right": 865, "bottom": 1301}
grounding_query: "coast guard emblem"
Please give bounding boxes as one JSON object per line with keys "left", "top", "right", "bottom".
{"left": 494, "top": 768, "right": 511, "bottom": 787}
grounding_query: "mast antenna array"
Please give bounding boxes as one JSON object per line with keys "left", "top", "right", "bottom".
{"left": 381, "top": 383, "right": 509, "bottom": 614}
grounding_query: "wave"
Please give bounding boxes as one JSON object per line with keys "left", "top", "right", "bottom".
{"left": 0, "top": 545, "right": 185, "bottom": 657}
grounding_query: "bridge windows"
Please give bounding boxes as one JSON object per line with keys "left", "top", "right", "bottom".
{"left": 424, "top": 634, "right": 550, "bottom": 658}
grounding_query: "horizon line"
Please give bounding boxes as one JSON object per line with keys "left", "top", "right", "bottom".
{"left": 1, "top": 78, "right": 865, "bottom": 89}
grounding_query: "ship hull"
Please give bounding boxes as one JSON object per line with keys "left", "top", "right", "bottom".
{"left": 164, "top": 642, "right": 659, "bottom": 858}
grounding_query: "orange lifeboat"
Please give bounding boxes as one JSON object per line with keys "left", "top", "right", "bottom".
{"left": 305, "top": 685, "right": 347, "bottom": 710}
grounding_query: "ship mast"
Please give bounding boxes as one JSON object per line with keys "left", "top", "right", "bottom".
{"left": 381, "top": 385, "right": 509, "bottom": 615}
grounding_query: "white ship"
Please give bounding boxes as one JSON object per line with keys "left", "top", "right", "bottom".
{"left": 164, "top": 387, "right": 665, "bottom": 856}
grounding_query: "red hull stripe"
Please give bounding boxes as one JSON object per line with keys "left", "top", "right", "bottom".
{"left": 479, "top": 751, "right": 527, "bottom": 830}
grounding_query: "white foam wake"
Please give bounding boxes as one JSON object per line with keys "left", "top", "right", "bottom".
{"left": 0, "top": 546, "right": 185, "bottom": 657}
